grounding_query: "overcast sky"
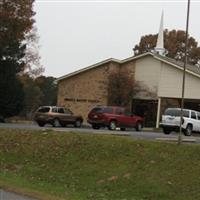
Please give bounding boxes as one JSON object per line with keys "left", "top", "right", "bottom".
{"left": 34, "top": 0, "right": 200, "bottom": 78}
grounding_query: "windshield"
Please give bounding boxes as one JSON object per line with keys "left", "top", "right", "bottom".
{"left": 91, "top": 107, "right": 113, "bottom": 114}
{"left": 37, "top": 107, "right": 50, "bottom": 113}
{"left": 165, "top": 109, "right": 189, "bottom": 117}
{"left": 91, "top": 107, "right": 103, "bottom": 113}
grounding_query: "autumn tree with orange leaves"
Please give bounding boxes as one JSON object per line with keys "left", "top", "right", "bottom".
{"left": 133, "top": 29, "right": 200, "bottom": 66}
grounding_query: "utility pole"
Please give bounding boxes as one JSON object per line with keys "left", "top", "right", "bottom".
{"left": 178, "top": 0, "right": 191, "bottom": 145}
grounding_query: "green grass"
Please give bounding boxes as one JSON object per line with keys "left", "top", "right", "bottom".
{"left": 1, "top": 128, "right": 200, "bottom": 200}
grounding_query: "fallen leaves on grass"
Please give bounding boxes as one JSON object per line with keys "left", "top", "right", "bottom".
{"left": 167, "top": 181, "right": 173, "bottom": 185}
{"left": 107, "top": 175, "right": 118, "bottom": 182}
{"left": 96, "top": 179, "right": 105, "bottom": 184}
{"left": 123, "top": 173, "right": 131, "bottom": 179}
{"left": 150, "top": 160, "right": 155, "bottom": 164}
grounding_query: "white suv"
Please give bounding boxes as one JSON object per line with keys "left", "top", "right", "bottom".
{"left": 160, "top": 108, "right": 200, "bottom": 136}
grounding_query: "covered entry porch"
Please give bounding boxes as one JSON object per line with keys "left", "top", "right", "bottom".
{"left": 132, "top": 98, "right": 200, "bottom": 128}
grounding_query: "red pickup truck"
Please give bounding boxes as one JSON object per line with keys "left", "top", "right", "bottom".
{"left": 87, "top": 106, "right": 144, "bottom": 131}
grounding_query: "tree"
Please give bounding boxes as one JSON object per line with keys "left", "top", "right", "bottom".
{"left": 23, "top": 27, "right": 44, "bottom": 77}
{"left": 35, "top": 76, "right": 58, "bottom": 106}
{"left": 0, "top": 65, "right": 24, "bottom": 118}
{"left": 19, "top": 75, "right": 57, "bottom": 119}
{"left": 0, "top": 0, "right": 36, "bottom": 118}
{"left": 107, "top": 69, "right": 135, "bottom": 107}
{"left": 20, "top": 75, "right": 43, "bottom": 119}
{"left": 133, "top": 29, "right": 200, "bottom": 66}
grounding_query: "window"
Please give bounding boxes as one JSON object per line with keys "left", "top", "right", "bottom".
{"left": 91, "top": 107, "right": 113, "bottom": 114}
{"left": 103, "top": 107, "right": 113, "bottom": 114}
{"left": 165, "top": 109, "right": 180, "bottom": 116}
{"left": 183, "top": 110, "right": 189, "bottom": 118}
{"left": 124, "top": 111, "right": 132, "bottom": 116}
{"left": 38, "top": 107, "right": 50, "bottom": 113}
{"left": 91, "top": 107, "right": 103, "bottom": 113}
{"left": 197, "top": 112, "right": 200, "bottom": 120}
{"left": 165, "top": 109, "right": 189, "bottom": 117}
{"left": 58, "top": 108, "right": 64, "bottom": 114}
{"left": 116, "top": 108, "right": 124, "bottom": 115}
{"left": 64, "top": 108, "right": 72, "bottom": 115}
{"left": 52, "top": 107, "right": 57, "bottom": 113}
{"left": 191, "top": 111, "right": 197, "bottom": 119}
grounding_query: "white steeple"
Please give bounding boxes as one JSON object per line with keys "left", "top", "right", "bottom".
{"left": 154, "top": 11, "right": 166, "bottom": 56}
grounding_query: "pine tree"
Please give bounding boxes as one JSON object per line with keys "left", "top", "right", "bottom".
{"left": 0, "top": 0, "right": 35, "bottom": 118}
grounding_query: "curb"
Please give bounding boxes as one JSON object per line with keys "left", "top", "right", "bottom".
{"left": 155, "top": 137, "right": 196, "bottom": 143}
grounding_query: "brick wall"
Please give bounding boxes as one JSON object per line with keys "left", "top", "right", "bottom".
{"left": 57, "top": 62, "right": 121, "bottom": 123}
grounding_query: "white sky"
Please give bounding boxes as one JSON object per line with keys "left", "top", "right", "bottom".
{"left": 34, "top": 0, "right": 200, "bottom": 78}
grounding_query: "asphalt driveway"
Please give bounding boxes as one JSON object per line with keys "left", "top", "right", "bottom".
{"left": 0, "top": 189, "right": 38, "bottom": 200}
{"left": 1, "top": 122, "right": 200, "bottom": 144}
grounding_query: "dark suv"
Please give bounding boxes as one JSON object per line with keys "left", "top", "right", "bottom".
{"left": 34, "top": 106, "right": 83, "bottom": 127}
{"left": 87, "top": 106, "right": 143, "bottom": 131}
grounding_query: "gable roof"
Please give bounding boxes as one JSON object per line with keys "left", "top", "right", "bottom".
{"left": 57, "top": 52, "right": 200, "bottom": 82}
{"left": 153, "top": 53, "right": 200, "bottom": 77}
{"left": 57, "top": 58, "right": 121, "bottom": 82}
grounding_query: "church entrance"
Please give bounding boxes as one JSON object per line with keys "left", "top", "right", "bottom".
{"left": 132, "top": 99, "right": 158, "bottom": 127}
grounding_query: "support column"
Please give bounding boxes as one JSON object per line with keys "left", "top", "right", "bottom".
{"left": 156, "top": 97, "right": 161, "bottom": 128}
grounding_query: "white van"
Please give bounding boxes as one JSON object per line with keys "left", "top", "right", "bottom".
{"left": 160, "top": 108, "right": 200, "bottom": 136}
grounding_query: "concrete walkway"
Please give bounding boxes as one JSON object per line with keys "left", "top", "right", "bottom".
{"left": 0, "top": 189, "right": 38, "bottom": 200}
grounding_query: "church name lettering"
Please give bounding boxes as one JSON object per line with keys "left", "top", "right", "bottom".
{"left": 64, "top": 98, "right": 99, "bottom": 103}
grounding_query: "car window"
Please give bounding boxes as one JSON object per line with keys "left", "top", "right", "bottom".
{"left": 191, "top": 111, "right": 197, "bottom": 119}
{"left": 103, "top": 107, "right": 113, "bottom": 114}
{"left": 64, "top": 108, "right": 72, "bottom": 114}
{"left": 183, "top": 110, "right": 189, "bottom": 118}
{"left": 116, "top": 108, "right": 124, "bottom": 115}
{"left": 197, "top": 112, "right": 200, "bottom": 120}
{"left": 52, "top": 107, "right": 57, "bottom": 113}
{"left": 165, "top": 109, "right": 180, "bottom": 116}
{"left": 38, "top": 107, "right": 50, "bottom": 113}
{"left": 165, "top": 109, "right": 189, "bottom": 117}
{"left": 58, "top": 108, "right": 64, "bottom": 114}
{"left": 91, "top": 107, "right": 103, "bottom": 113}
{"left": 124, "top": 111, "right": 132, "bottom": 116}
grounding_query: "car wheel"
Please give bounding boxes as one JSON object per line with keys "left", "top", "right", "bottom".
{"left": 38, "top": 122, "right": 45, "bottom": 127}
{"left": 74, "top": 120, "right": 82, "bottom": 128}
{"left": 136, "top": 122, "right": 142, "bottom": 131}
{"left": 163, "top": 128, "right": 171, "bottom": 134}
{"left": 109, "top": 120, "right": 116, "bottom": 130}
{"left": 60, "top": 123, "right": 66, "bottom": 127}
{"left": 120, "top": 127, "right": 126, "bottom": 131}
{"left": 53, "top": 119, "right": 60, "bottom": 127}
{"left": 92, "top": 125, "right": 100, "bottom": 129}
{"left": 184, "top": 124, "right": 193, "bottom": 136}
{"left": 0, "top": 115, "right": 5, "bottom": 123}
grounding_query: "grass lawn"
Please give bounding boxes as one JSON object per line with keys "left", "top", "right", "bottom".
{"left": 1, "top": 128, "right": 200, "bottom": 200}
